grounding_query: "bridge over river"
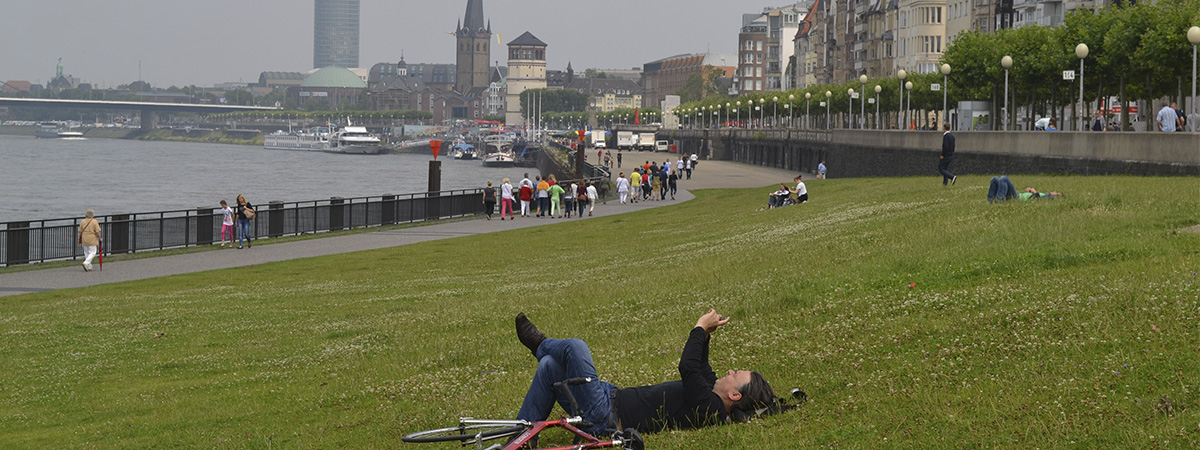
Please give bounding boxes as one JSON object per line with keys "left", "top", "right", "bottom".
{"left": 0, "top": 97, "right": 277, "bottom": 129}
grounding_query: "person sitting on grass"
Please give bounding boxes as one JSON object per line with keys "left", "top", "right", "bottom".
{"left": 988, "top": 176, "right": 1063, "bottom": 202}
{"left": 513, "top": 310, "right": 777, "bottom": 437}
{"left": 767, "top": 183, "right": 791, "bottom": 209}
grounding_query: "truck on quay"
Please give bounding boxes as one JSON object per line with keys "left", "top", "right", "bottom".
{"left": 591, "top": 130, "right": 606, "bottom": 148}
{"left": 638, "top": 132, "right": 656, "bottom": 151}
{"left": 616, "top": 131, "right": 635, "bottom": 150}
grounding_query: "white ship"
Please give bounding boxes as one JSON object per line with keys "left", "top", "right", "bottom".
{"left": 481, "top": 137, "right": 515, "bottom": 167}
{"left": 324, "top": 126, "right": 382, "bottom": 155}
{"left": 263, "top": 127, "right": 328, "bottom": 151}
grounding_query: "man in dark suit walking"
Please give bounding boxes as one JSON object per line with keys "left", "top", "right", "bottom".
{"left": 939, "top": 123, "right": 957, "bottom": 186}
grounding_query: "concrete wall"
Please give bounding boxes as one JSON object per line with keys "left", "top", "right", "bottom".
{"left": 667, "top": 129, "right": 1199, "bottom": 178}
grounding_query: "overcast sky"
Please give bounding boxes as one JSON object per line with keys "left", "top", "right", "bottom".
{"left": 1, "top": 0, "right": 769, "bottom": 88}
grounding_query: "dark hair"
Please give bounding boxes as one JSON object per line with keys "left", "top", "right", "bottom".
{"left": 731, "top": 372, "right": 775, "bottom": 418}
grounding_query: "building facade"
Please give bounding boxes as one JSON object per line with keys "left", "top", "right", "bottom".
{"left": 505, "top": 32, "right": 548, "bottom": 126}
{"left": 454, "top": 0, "right": 492, "bottom": 94}
{"left": 313, "top": 0, "right": 360, "bottom": 69}
{"left": 642, "top": 53, "right": 735, "bottom": 107}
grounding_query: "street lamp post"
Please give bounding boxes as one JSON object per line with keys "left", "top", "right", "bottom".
{"left": 897, "top": 69, "right": 907, "bottom": 130}
{"left": 874, "top": 84, "right": 882, "bottom": 129}
{"left": 1002, "top": 55, "right": 1013, "bottom": 131}
{"left": 805, "top": 92, "right": 811, "bottom": 129}
{"left": 1189, "top": 26, "right": 1200, "bottom": 130}
{"left": 772, "top": 96, "right": 778, "bottom": 128}
{"left": 1076, "top": 43, "right": 1088, "bottom": 132}
{"left": 725, "top": 102, "right": 730, "bottom": 129}
{"left": 847, "top": 88, "right": 855, "bottom": 129}
{"left": 825, "top": 91, "right": 832, "bottom": 130}
{"left": 905, "top": 81, "right": 913, "bottom": 130}
{"left": 859, "top": 74, "right": 868, "bottom": 129}
{"left": 788, "top": 94, "right": 795, "bottom": 128}
{"left": 941, "top": 64, "right": 951, "bottom": 129}
{"left": 736, "top": 100, "right": 742, "bottom": 128}
{"left": 759, "top": 98, "right": 766, "bottom": 128}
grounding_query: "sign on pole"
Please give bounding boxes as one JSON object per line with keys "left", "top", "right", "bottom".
{"left": 851, "top": 93, "right": 860, "bottom": 99}
{"left": 1062, "top": 70, "right": 1076, "bottom": 81}
{"left": 931, "top": 83, "right": 941, "bottom": 92}
{"left": 868, "top": 98, "right": 876, "bottom": 104}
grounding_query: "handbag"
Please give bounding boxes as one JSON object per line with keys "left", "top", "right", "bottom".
{"left": 243, "top": 207, "right": 256, "bottom": 220}
{"left": 578, "top": 194, "right": 587, "bottom": 203}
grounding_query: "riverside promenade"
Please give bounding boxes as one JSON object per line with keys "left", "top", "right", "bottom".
{"left": 0, "top": 161, "right": 804, "bottom": 297}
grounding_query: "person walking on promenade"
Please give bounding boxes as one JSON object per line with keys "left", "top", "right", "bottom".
{"left": 219, "top": 200, "right": 234, "bottom": 246}
{"left": 677, "top": 157, "right": 684, "bottom": 177}
{"left": 548, "top": 177, "right": 564, "bottom": 218}
{"left": 1157, "top": 102, "right": 1179, "bottom": 132}
{"left": 690, "top": 153, "right": 699, "bottom": 172}
{"left": 641, "top": 170, "right": 651, "bottom": 201}
{"left": 617, "top": 151, "right": 623, "bottom": 168}
{"left": 658, "top": 169, "right": 669, "bottom": 200}
{"left": 235, "top": 194, "right": 254, "bottom": 249}
{"left": 649, "top": 168, "right": 662, "bottom": 201}
{"left": 536, "top": 176, "right": 550, "bottom": 217}
{"left": 482, "top": 181, "right": 497, "bottom": 220}
{"left": 564, "top": 182, "right": 577, "bottom": 218}
{"left": 684, "top": 157, "right": 693, "bottom": 180}
{"left": 512, "top": 310, "right": 777, "bottom": 436}
{"left": 500, "top": 178, "right": 515, "bottom": 220}
{"left": 629, "top": 168, "right": 641, "bottom": 204}
{"left": 78, "top": 209, "right": 102, "bottom": 271}
{"left": 817, "top": 161, "right": 827, "bottom": 180}
{"left": 939, "top": 123, "right": 957, "bottom": 186}
{"left": 668, "top": 170, "right": 679, "bottom": 200}
{"left": 586, "top": 182, "right": 599, "bottom": 216}
{"left": 616, "top": 172, "right": 630, "bottom": 204}
{"left": 576, "top": 182, "right": 589, "bottom": 217}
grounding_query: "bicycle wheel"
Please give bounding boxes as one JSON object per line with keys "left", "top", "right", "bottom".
{"left": 402, "top": 423, "right": 526, "bottom": 443}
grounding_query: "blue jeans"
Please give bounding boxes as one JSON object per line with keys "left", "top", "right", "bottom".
{"left": 939, "top": 157, "right": 955, "bottom": 185}
{"left": 516, "top": 338, "right": 617, "bottom": 436}
{"left": 987, "top": 176, "right": 1017, "bottom": 202}
{"left": 537, "top": 197, "right": 548, "bottom": 216}
{"left": 237, "top": 218, "right": 252, "bottom": 247}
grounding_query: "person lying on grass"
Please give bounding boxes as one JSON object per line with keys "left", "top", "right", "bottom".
{"left": 987, "top": 176, "right": 1063, "bottom": 202}
{"left": 514, "top": 310, "right": 777, "bottom": 436}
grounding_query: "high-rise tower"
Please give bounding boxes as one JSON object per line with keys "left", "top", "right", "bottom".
{"left": 454, "top": 0, "right": 491, "bottom": 94}
{"left": 314, "top": 0, "right": 360, "bottom": 69}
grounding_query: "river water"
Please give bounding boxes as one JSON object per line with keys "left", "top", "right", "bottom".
{"left": 0, "top": 134, "right": 540, "bottom": 222}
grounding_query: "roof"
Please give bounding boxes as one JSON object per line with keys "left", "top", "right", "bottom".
{"left": 301, "top": 66, "right": 368, "bottom": 89}
{"left": 462, "top": 0, "right": 486, "bottom": 33}
{"left": 507, "top": 31, "right": 547, "bottom": 47}
{"left": 258, "top": 72, "right": 306, "bottom": 80}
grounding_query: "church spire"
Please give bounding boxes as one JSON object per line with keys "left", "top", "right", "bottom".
{"left": 463, "top": 0, "right": 485, "bottom": 33}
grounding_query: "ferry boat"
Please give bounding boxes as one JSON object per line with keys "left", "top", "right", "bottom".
{"left": 35, "top": 123, "right": 85, "bottom": 139}
{"left": 324, "top": 126, "right": 382, "bottom": 154}
{"left": 263, "top": 127, "right": 328, "bottom": 151}
{"left": 452, "top": 143, "right": 479, "bottom": 160}
{"left": 481, "top": 138, "right": 515, "bottom": 167}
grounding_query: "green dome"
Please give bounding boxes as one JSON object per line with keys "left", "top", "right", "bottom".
{"left": 301, "top": 66, "right": 367, "bottom": 88}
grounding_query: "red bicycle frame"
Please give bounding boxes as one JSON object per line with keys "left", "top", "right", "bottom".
{"left": 500, "top": 416, "right": 630, "bottom": 450}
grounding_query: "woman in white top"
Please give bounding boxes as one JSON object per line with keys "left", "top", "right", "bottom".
{"left": 585, "top": 182, "right": 599, "bottom": 216}
{"left": 500, "top": 178, "right": 514, "bottom": 220}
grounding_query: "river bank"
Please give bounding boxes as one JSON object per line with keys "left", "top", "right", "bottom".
{"left": 0, "top": 125, "right": 262, "bottom": 145}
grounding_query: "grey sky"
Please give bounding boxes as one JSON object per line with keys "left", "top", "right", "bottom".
{"left": 2, "top": 0, "right": 765, "bottom": 88}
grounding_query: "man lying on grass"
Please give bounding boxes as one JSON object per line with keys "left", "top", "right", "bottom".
{"left": 514, "top": 310, "right": 777, "bottom": 436}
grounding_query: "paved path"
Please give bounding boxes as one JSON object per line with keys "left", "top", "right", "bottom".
{"left": 0, "top": 161, "right": 805, "bottom": 297}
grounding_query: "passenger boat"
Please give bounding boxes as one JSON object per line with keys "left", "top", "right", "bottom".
{"left": 324, "top": 126, "right": 382, "bottom": 154}
{"left": 264, "top": 127, "right": 328, "bottom": 151}
{"left": 35, "top": 123, "right": 84, "bottom": 139}
{"left": 481, "top": 137, "right": 515, "bottom": 167}
{"left": 452, "top": 143, "right": 479, "bottom": 160}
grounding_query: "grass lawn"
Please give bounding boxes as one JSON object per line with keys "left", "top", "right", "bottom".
{"left": 0, "top": 175, "right": 1197, "bottom": 449}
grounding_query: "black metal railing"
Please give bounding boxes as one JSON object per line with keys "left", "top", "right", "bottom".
{"left": 1, "top": 189, "right": 487, "bottom": 267}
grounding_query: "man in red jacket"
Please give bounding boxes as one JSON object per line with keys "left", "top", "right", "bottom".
{"left": 513, "top": 310, "right": 776, "bottom": 436}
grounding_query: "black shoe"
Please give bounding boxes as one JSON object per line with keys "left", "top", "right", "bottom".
{"left": 515, "top": 313, "right": 546, "bottom": 358}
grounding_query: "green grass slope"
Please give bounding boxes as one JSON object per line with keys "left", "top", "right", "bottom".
{"left": 1, "top": 175, "right": 1197, "bottom": 449}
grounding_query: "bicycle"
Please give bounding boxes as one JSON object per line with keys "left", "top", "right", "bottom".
{"left": 403, "top": 377, "right": 807, "bottom": 450}
{"left": 402, "top": 377, "right": 643, "bottom": 450}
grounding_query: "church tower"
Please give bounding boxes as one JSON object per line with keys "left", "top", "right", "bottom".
{"left": 454, "top": 0, "right": 491, "bottom": 94}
